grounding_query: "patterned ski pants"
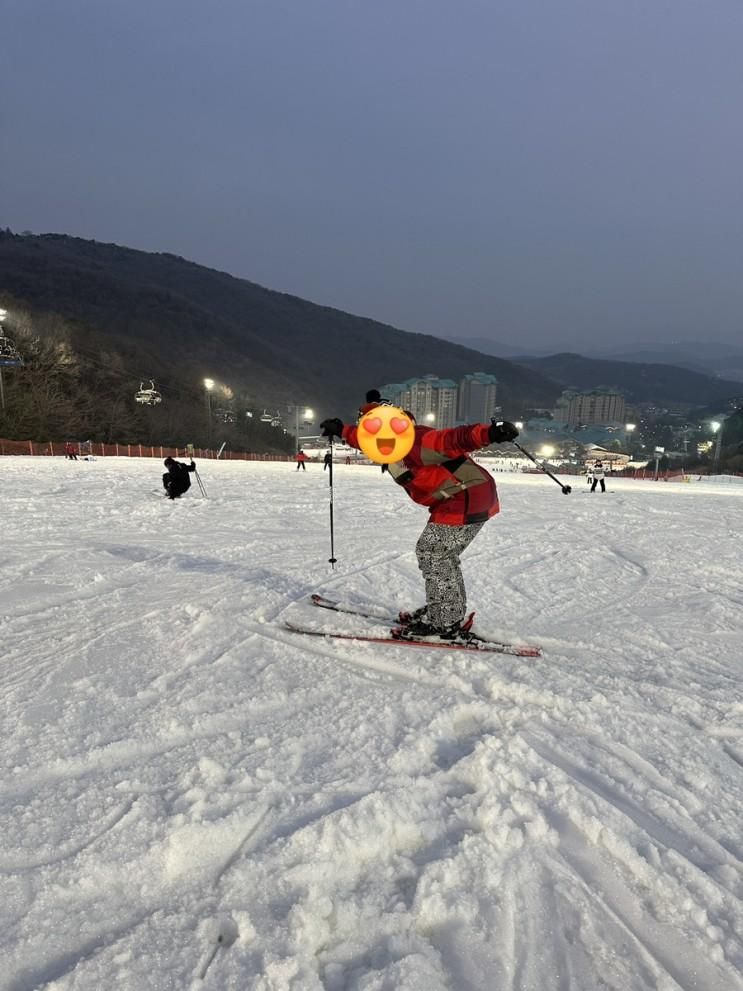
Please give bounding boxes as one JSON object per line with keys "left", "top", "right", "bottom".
{"left": 415, "top": 520, "right": 485, "bottom": 628}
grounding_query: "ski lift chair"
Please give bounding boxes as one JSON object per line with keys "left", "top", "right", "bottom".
{"left": 135, "top": 380, "right": 162, "bottom": 405}
{"left": 0, "top": 334, "right": 23, "bottom": 366}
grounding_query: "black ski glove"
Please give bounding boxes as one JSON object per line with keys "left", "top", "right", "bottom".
{"left": 489, "top": 419, "right": 519, "bottom": 444}
{"left": 320, "top": 417, "right": 344, "bottom": 439}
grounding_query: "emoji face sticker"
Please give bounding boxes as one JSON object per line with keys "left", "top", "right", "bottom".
{"left": 357, "top": 405, "right": 416, "bottom": 464}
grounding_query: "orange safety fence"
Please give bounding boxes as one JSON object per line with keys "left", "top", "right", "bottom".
{"left": 0, "top": 438, "right": 294, "bottom": 461}
{"left": 4, "top": 441, "right": 740, "bottom": 476}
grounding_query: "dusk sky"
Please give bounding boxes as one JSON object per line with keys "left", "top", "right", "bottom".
{"left": 2, "top": 0, "right": 743, "bottom": 352}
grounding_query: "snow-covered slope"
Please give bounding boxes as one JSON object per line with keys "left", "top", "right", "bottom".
{"left": 2, "top": 457, "right": 742, "bottom": 990}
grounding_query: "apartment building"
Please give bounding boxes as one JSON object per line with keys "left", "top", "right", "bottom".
{"left": 378, "top": 375, "right": 458, "bottom": 427}
{"left": 554, "top": 389, "right": 626, "bottom": 427}
{"left": 457, "top": 372, "right": 499, "bottom": 423}
{"left": 377, "top": 372, "right": 502, "bottom": 428}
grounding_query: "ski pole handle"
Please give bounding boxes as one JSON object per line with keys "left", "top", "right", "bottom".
{"left": 512, "top": 441, "right": 572, "bottom": 495}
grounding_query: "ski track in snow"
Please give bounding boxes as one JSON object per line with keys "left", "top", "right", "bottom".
{"left": 2, "top": 457, "right": 743, "bottom": 990}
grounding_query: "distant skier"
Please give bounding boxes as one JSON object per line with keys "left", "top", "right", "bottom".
{"left": 323, "top": 451, "right": 332, "bottom": 471}
{"left": 296, "top": 449, "right": 308, "bottom": 471}
{"left": 162, "top": 457, "right": 196, "bottom": 499}
{"left": 64, "top": 442, "right": 78, "bottom": 461}
{"left": 591, "top": 461, "right": 606, "bottom": 493}
{"left": 320, "top": 389, "right": 519, "bottom": 642}
{"left": 586, "top": 467, "right": 593, "bottom": 486}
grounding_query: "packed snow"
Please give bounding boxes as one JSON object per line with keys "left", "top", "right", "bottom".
{"left": 2, "top": 456, "right": 743, "bottom": 991}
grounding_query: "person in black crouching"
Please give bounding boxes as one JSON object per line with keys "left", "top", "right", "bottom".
{"left": 162, "top": 457, "right": 196, "bottom": 499}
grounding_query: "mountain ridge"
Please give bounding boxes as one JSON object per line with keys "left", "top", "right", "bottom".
{"left": 2, "top": 230, "right": 742, "bottom": 449}
{"left": 515, "top": 352, "right": 743, "bottom": 407}
{"left": 0, "top": 231, "right": 560, "bottom": 427}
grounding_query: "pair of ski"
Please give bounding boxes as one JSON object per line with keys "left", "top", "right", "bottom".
{"left": 285, "top": 594, "right": 542, "bottom": 657}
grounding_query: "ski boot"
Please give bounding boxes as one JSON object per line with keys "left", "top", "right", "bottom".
{"left": 397, "top": 605, "right": 427, "bottom": 625}
{"left": 392, "top": 612, "right": 477, "bottom": 644}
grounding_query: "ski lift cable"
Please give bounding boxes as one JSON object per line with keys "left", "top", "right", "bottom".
{"left": 3, "top": 329, "right": 268, "bottom": 414}
{"left": 3, "top": 336, "right": 151, "bottom": 385}
{"left": 3, "top": 332, "right": 174, "bottom": 392}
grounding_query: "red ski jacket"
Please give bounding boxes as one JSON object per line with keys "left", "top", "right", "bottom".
{"left": 342, "top": 422, "right": 499, "bottom": 525}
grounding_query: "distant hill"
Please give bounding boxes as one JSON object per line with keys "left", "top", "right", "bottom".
{"left": 516, "top": 353, "right": 743, "bottom": 407}
{"left": 587, "top": 350, "right": 711, "bottom": 375}
{"left": 440, "top": 335, "right": 538, "bottom": 359}
{"left": 0, "top": 231, "right": 560, "bottom": 447}
{"left": 586, "top": 343, "right": 743, "bottom": 382}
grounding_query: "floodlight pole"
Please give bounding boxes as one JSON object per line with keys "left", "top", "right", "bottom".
{"left": 653, "top": 446, "right": 665, "bottom": 480}
{"left": 712, "top": 420, "right": 725, "bottom": 474}
{"left": 204, "top": 379, "right": 214, "bottom": 449}
{"left": 292, "top": 404, "right": 314, "bottom": 452}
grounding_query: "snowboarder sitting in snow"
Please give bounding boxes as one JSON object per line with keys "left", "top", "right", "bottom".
{"left": 320, "top": 390, "right": 519, "bottom": 642}
{"left": 162, "top": 457, "right": 196, "bottom": 499}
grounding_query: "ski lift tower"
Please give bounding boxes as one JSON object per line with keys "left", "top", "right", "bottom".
{"left": 0, "top": 309, "right": 24, "bottom": 412}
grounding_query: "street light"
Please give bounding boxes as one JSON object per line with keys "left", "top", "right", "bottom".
{"left": 540, "top": 444, "right": 555, "bottom": 459}
{"left": 204, "top": 378, "right": 215, "bottom": 447}
{"left": 425, "top": 412, "right": 435, "bottom": 424}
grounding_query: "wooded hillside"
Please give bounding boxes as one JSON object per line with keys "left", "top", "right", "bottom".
{"left": 0, "top": 231, "right": 560, "bottom": 448}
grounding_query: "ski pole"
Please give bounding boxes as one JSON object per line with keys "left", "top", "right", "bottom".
{"left": 328, "top": 437, "right": 338, "bottom": 567}
{"left": 194, "top": 467, "right": 207, "bottom": 498}
{"left": 512, "top": 441, "right": 572, "bottom": 494}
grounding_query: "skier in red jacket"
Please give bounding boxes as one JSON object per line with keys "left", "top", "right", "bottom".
{"left": 320, "top": 390, "right": 519, "bottom": 641}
